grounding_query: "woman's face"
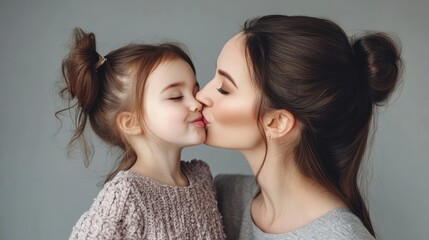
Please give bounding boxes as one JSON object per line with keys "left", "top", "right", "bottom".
{"left": 196, "top": 33, "right": 263, "bottom": 150}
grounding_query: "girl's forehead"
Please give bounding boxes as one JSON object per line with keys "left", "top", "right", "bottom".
{"left": 145, "top": 59, "right": 196, "bottom": 91}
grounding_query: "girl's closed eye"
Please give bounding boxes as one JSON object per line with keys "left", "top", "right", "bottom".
{"left": 169, "top": 95, "right": 183, "bottom": 101}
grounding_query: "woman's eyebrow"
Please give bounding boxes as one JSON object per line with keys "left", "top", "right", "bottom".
{"left": 218, "top": 69, "right": 238, "bottom": 89}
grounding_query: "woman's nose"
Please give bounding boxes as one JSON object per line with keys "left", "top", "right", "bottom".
{"left": 196, "top": 85, "right": 213, "bottom": 107}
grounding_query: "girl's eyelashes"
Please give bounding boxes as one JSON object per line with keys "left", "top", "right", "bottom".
{"left": 169, "top": 96, "right": 183, "bottom": 101}
{"left": 217, "top": 87, "right": 229, "bottom": 95}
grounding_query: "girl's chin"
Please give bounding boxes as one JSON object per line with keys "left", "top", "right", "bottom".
{"left": 191, "top": 135, "right": 207, "bottom": 146}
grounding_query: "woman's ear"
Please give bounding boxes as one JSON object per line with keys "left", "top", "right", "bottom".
{"left": 263, "top": 109, "right": 295, "bottom": 139}
{"left": 116, "top": 111, "right": 142, "bottom": 135}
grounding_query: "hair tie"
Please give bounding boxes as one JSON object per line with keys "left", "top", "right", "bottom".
{"left": 95, "top": 54, "right": 107, "bottom": 70}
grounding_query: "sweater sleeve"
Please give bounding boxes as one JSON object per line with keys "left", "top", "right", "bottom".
{"left": 69, "top": 177, "right": 143, "bottom": 240}
{"left": 214, "top": 174, "right": 256, "bottom": 240}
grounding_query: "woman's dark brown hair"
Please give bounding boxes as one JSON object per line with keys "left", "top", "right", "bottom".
{"left": 56, "top": 28, "right": 195, "bottom": 182}
{"left": 242, "top": 15, "right": 402, "bottom": 237}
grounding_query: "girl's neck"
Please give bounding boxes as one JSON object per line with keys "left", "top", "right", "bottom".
{"left": 243, "top": 147, "right": 346, "bottom": 234}
{"left": 130, "top": 138, "right": 188, "bottom": 187}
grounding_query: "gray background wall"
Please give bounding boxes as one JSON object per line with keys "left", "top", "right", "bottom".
{"left": 1, "top": 0, "right": 428, "bottom": 239}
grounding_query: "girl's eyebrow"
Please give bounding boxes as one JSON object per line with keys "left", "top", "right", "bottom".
{"left": 161, "top": 81, "right": 199, "bottom": 93}
{"left": 161, "top": 82, "right": 185, "bottom": 93}
{"left": 218, "top": 69, "right": 238, "bottom": 89}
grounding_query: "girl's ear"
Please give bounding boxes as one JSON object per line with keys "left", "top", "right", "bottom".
{"left": 116, "top": 111, "right": 142, "bottom": 135}
{"left": 263, "top": 109, "right": 296, "bottom": 140}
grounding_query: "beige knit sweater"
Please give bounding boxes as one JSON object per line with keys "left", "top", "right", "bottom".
{"left": 70, "top": 160, "right": 226, "bottom": 239}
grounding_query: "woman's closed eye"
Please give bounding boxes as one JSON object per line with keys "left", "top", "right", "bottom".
{"left": 217, "top": 87, "right": 229, "bottom": 95}
{"left": 216, "top": 84, "right": 229, "bottom": 95}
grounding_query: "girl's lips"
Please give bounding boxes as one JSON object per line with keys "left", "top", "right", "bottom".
{"left": 192, "top": 119, "right": 205, "bottom": 128}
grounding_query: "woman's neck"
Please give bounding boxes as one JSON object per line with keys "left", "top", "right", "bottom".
{"left": 129, "top": 137, "right": 188, "bottom": 187}
{"left": 243, "top": 147, "right": 347, "bottom": 234}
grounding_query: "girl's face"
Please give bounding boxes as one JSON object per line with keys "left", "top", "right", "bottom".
{"left": 196, "top": 33, "right": 263, "bottom": 150}
{"left": 143, "top": 59, "right": 205, "bottom": 147}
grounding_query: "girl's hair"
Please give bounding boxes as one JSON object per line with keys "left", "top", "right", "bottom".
{"left": 242, "top": 15, "right": 402, "bottom": 237}
{"left": 56, "top": 28, "right": 195, "bottom": 183}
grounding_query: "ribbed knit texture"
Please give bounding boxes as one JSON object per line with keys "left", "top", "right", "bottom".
{"left": 215, "top": 174, "right": 375, "bottom": 240}
{"left": 70, "top": 160, "right": 226, "bottom": 239}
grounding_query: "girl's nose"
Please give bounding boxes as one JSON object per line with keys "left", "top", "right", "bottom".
{"left": 190, "top": 100, "right": 203, "bottom": 112}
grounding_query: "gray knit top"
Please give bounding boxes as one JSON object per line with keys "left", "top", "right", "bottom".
{"left": 70, "top": 160, "right": 226, "bottom": 239}
{"left": 215, "top": 174, "right": 375, "bottom": 240}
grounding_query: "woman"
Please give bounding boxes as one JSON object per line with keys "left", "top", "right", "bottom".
{"left": 196, "top": 15, "right": 402, "bottom": 239}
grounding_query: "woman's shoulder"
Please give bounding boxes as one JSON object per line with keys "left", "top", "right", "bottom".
{"left": 292, "top": 208, "right": 375, "bottom": 240}
{"left": 213, "top": 174, "right": 256, "bottom": 240}
{"left": 322, "top": 208, "right": 374, "bottom": 239}
{"left": 214, "top": 174, "right": 255, "bottom": 183}
{"left": 214, "top": 174, "right": 256, "bottom": 209}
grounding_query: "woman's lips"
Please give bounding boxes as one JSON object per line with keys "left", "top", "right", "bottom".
{"left": 202, "top": 117, "right": 209, "bottom": 125}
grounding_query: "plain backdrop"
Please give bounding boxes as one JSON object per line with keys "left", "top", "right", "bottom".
{"left": 1, "top": 0, "right": 428, "bottom": 239}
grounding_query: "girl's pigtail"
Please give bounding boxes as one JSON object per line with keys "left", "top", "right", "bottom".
{"left": 57, "top": 28, "right": 105, "bottom": 165}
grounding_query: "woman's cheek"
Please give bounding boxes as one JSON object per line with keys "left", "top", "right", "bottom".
{"left": 208, "top": 99, "right": 262, "bottom": 149}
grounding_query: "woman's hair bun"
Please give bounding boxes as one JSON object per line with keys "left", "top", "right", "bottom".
{"left": 352, "top": 32, "right": 402, "bottom": 105}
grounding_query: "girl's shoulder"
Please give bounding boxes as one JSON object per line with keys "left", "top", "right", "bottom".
{"left": 181, "top": 159, "right": 210, "bottom": 170}
{"left": 70, "top": 173, "right": 142, "bottom": 239}
{"left": 100, "top": 170, "right": 144, "bottom": 196}
{"left": 85, "top": 172, "right": 139, "bottom": 214}
{"left": 181, "top": 159, "right": 212, "bottom": 180}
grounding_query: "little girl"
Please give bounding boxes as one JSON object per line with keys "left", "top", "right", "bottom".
{"left": 58, "top": 28, "right": 225, "bottom": 239}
